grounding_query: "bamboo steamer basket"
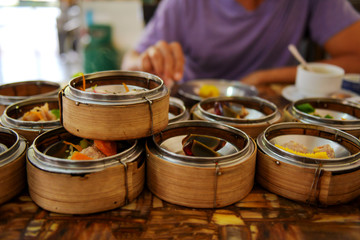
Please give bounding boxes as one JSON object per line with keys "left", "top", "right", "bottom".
{"left": 0, "top": 97, "right": 61, "bottom": 144}
{"left": 191, "top": 96, "right": 283, "bottom": 138}
{"left": 146, "top": 120, "right": 257, "bottom": 208}
{"left": 168, "top": 97, "right": 189, "bottom": 124}
{"left": 59, "top": 70, "right": 169, "bottom": 141}
{"left": 0, "top": 80, "right": 61, "bottom": 115}
{"left": 26, "top": 127, "right": 145, "bottom": 214}
{"left": 0, "top": 127, "right": 28, "bottom": 204}
{"left": 284, "top": 98, "right": 360, "bottom": 138}
{"left": 256, "top": 122, "right": 360, "bottom": 206}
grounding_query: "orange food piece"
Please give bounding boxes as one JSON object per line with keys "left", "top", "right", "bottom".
{"left": 81, "top": 72, "right": 86, "bottom": 91}
{"left": 122, "top": 82, "right": 129, "bottom": 92}
{"left": 71, "top": 151, "right": 93, "bottom": 160}
{"left": 22, "top": 103, "right": 57, "bottom": 121}
{"left": 94, "top": 140, "right": 117, "bottom": 157}
{"left": 63, "top": 140, "right": 83, "bottom": 152}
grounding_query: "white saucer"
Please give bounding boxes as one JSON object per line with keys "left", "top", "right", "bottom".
{"left": 282, "top": 85, "right": 359, "bottom": 102}
{"left": 281, "top": 85, "right": 306, "bottom": 102}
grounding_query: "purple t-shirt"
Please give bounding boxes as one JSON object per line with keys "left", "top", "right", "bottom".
{"left": 135, "top": 0, "right": 360, "bottom": 82}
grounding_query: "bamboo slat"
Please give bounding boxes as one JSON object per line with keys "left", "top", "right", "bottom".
{"left": 146, "top": 141, "right": 257, "bottom": 208}
{"left": 319, "top": 170, "right": 360, "bottom": 205}
{"left": 61, "top": 92, "right": 169, "bottom": 141}
{"left": 0, "top": 150, "right": 26, "bottom": 204}
{"left": 27, "top": 158, "right": 145, "bottom": 214}
{"left": 256, "top": 150, "right": 360, "bottom": 206}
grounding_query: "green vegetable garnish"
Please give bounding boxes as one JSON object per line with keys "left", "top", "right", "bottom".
{"left": 72, "top": 72, "right": 84, "bottom": 78}
{"left": 295, "top": 103, "right": 315, "bottom": 114}
{"left": 324, "top": 114, "right": 333, "bottom": 119}
{"left": 91, "top": 84, "right": 98, "bottom": 91}
{"left": 50, "top": 109, "right": 60, "bottom": 119}
{"left": 79, "top": 139, "right": 90, "bottom": 149}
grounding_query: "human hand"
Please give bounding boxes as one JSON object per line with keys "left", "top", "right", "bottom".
{"left": 240, "top": 67, "right": 297, "bottom": 85}
{"left": 240, "top": 71, "right": 266, "bottom": 85}
{"left": 139, "top": 40, "right": 185, "bottom": 87}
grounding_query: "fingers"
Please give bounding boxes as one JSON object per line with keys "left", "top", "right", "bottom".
{"left": 140, "top": 52, "right": 152, "bottom": 73}
{"left": 138, "top": 41, "right": 185, "bottom": 85}
{"left": 169, "top": 42, "right": 185, "bottom": 81}
{"left": 156, "top": 41, "right": 174, "bottom": 81}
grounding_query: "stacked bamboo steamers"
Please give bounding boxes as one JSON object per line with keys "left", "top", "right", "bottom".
{"left": 186, "top": 93, "right": 360, "bottom": 206}
{"left": 26, "top": 71, "right": 170, "bottom": 214}
{"left": 0, "top": 127, "right": 27, "bottom": 205}
{"left": 0, "top": 80, "right": 61, "bottom": 206}
{"left": 2, "top": 72, "right": 360, "bottom": 213}
{"left": 265, "top": 98, "right": 360, "bottom": 205}
{"left": 25, "top": 70, "right": 259, "bottom": 212}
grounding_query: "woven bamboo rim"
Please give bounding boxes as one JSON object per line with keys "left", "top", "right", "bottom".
{"left": 59, "top": 70, "right": 169, "bottom": 140}
{"left": 0, "top": 80, "right": 61, "bottom": 115}
{"left": 284, "top": 98, "right": 360, "bottom": 138}
{"left": 191, "top": 96, "right": 283, "bottom": 138}
{"left": 26, "top": 127, "right": 145, "bottom": 214}
{"left": 0, "top": 127, "right": 27, "bottom": 204}
{"left": 146, "top": 120, "right": 256, "bottom": 208}
{"left": 0, "top": 97, "right": 61, "bottom": 143}
{"left": 256, "top": 122, "right": 360, "bottom": 206}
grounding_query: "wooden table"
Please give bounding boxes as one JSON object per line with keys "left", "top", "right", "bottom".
{"left": 1, "top": 84, "right": 359, "bottom": 240}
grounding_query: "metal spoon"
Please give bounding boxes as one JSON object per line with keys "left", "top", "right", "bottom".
{"left": 288, "top": 44, "right": 313, "bottom": 71}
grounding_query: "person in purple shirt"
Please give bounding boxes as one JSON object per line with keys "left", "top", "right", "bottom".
{"left": 121, "top": 0, "right": 360, "bottom": 87}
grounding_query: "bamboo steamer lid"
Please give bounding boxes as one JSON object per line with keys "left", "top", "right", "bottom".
{"left": 284, "top": 98, "right": 360, "bottom": 138}
{"left": 146, "top": 120, "right": 257, "bottom": 208}
{"left": 26, "top": 127, "right": 145, "bottom": 214}
{"left": 256, "top": 122, "right": 360, "bottom": 206}
{"left": 0, "top": 127, "right": 28, "bottom": 204}
{"left": 59, "top": 70, "right": 169, "bottom": 141}
{"left": 191, "top": 96, "right": 283, "bottom": 138}
{"left": 168, "top": 97, "right": 189, "bottom": 124}
{"left": 0, "top": 97, "right": 61, "bottom": 144}
{"left": 0, "top": 80, "right": 61, "bottom": 115}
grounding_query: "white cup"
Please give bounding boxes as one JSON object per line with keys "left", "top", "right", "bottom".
{"left": 295, "top": 63, "right": 345, "bottom": 97}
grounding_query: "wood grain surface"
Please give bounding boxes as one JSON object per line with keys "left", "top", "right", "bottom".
{"left": 1, "top": 185, "right": 359, "bottom": 240}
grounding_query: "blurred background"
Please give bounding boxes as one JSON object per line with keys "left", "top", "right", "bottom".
{"left": 0, "top": 0, "right": 359, "bottom": 85}
{"left": 0, "top": 0, "right": 156, "bottom": 84}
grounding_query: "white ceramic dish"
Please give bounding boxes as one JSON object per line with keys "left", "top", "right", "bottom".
{"left": 282, "top": 85, "right": 357, "bottom": 102}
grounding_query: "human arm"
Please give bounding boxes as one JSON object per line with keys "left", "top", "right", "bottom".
{"left": 241, "top": 20, "right": 360, "bottom": 86}
{"left": 121, "top": 40, "right": 185, "bottom": 87}
{"left": 240, "top": 67, "right": 297, "bottom": 85}
{"left": 320, "top": 20, "right": 360, "bottom": 73}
